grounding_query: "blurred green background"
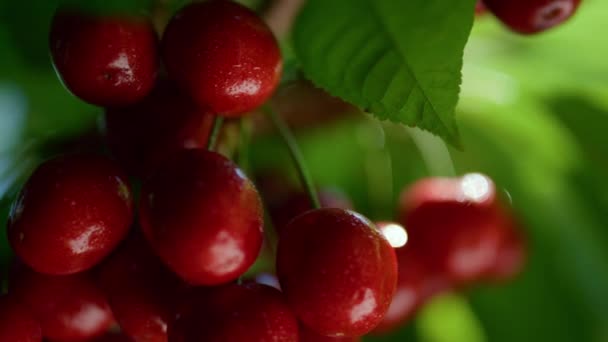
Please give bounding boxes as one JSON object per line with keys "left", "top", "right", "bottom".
{"left": 1, "top": 1, "right": 607, "bottom": 341}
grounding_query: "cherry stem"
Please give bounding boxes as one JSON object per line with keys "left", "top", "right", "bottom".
{"left": 237, "top": 117, "right": 252, "bottom": 174}
{"left": 265, "top": 107, "right": 321, "bottom": 209}
{"left": 151, "top": 0, "right": 173, "bottom": 34}
{"left": 206, "top": 116, "right": 225, "bottom": 151}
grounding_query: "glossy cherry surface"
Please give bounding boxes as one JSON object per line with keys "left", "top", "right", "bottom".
{"left": 300, "top": 324, "right": 360, "bottom": 342}
{"left": 9, "top": 265, "right": 113, "bottom": 341}
{"left": 171, "top": 283, "right": 299, "bottom": 342}
{"left": 162, "top": 0, "right": 282, "bottom": 116}
{"left": 0, "top": 295, "right": 42, "bottom": 342}
{"left": 399, "top": 174, "right": 504, "bottom": 286}
{"left": 7, "top": 154, "right": 133, "bottom": 275}
{"left": 104, "top": 81, "right": 213, "bottom": 176}
{"left": 139, "top": 149, "right": 263, "bottom": 285}
{"left": 251, "top": 272, "right": 281, "bottom": 290}
{"left": 373, "top": 246, "right": 450, "bottom": 334}
{"left": 277, "top": 208, "right": 397, "bottom": 337}
{"left": 483, "top": 0, "right": 582, "bottom": 34}
{"left": 99, "top": 233, "right": 182, "bottom": 342}
{"left": 50, "top": 10, "right": 158, "bottom": 106}
{"left": 484, "top": 207, "right": 527, "bottom": 282}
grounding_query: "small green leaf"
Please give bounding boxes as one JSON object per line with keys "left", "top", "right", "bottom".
{"left": 293, "top": 0, "right": 477, "bottom": 146}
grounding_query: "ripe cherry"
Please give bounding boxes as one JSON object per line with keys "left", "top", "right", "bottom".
{"left": 7, "top": 154, "right": 133, "bottom": 275}
{"left": 98, "top": 233, "right": 182, "bottom": 342}
{"left": 484, "top": 207, "right": 527, "bottom": 282}
{"left": 170, "top": 283, "right": 299, "bottom": 341}
{"left": 399, "top": 173, "right": 496, "bottom": 215}
{"left": 483, "top": 0, "right": 582, "bottom": 34}
{"left": 277, "top": 208, "right": 397, "bottom": 337}
{"left": 104, "top": 81, "right": 213, "bottom": 176}
{"left": 139, "top": 149, "right": 264, "bottom": 285}
{"left": 9, "top": 265, "right": 113, "bottom": 341}
{"left": 0, "top": 295, "right": 42, "bottom": 342}
{"left": 50, "top": 10, "right": 158, "bottom": 106}
{"left": 300, "top": 324, "right": 360, "bottom": 342}
{"left": 399, "top": 174, "right": 505, "bottom": 286}
{"left": 373, "top": 245, "right": 450, "bottom": 334}
{"left": 162, "top": 0, "right": 282, "bottom": 116}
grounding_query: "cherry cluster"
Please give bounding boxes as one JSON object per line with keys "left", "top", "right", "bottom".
{"left": 374, "top": 174, "right": 526, "bottom": 333}
{"left": 476, "top": 0, "right": 582, "bottom": 34}
{"left": 0, "top": 1, "right": 527, "bottom": 341}
{"left": 259, "top": 173, "right": 526, "bottom": 336}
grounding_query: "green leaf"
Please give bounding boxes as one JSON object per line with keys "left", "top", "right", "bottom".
{"left": 293, "top": 0, "right": 477, "bottom": 147}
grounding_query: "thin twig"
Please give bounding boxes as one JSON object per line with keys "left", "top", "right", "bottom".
{"left": 265, "top": 106, "right": 320, "bottom": 209}
{"left": 206, "top": 116, "right": 225, "bottom": 151}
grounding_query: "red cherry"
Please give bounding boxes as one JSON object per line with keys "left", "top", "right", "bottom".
{"left": 139, "top": 149, "right": 264, "bottom": 285}
{"left": 162, "top": 0, "right": 282, "bottom": 116}
{"left": 484, "top": 207, "right": 527, "bottom": 282}
{"left": 49, "top": 10, "right": 158, "bottom": 106}
{"left": 7, "top": 154, "right": 133, "bottom": 275}
{"left": 9, "top": 265, "right": 113, "bottom": 341}
{"left": 399, "top": 173, "right": 496, "bottom": 217}
{"left": 277, "top": 208, "right": 397, "bottom": 337}
{"left": 0, "top": 295, "right": 42, "bottom": 342}
{"left": 269, "top": 188, "right": 353, "bottom": 235}
{"left": 300, "top": 324, "right": 360, "bottom": 342}
{"left": 98, "top": 233, "right": 182, "bottom": 342}
{"left": 372, "top": 243, "right": 450, "bottom": 334}
{"left": 104, "top": 81, "right": 213, "bottom": 176}
{"left": 170, "top": 283, "right": 298, "bottom": 342}
{"left": 399, "top": 174, "right": 504, "bottom": 286}
{"left": 483, "top": 0, "right": 582, "bottom": 34}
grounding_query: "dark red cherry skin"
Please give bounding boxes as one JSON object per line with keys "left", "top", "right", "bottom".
{"left": 372, "top": 246, "right": 450, "bottom": 335}
{"left": 483, "top": 207, "right": 527, "bottom": 282}
{"left": 9, "top": 265, "right": 113, "bottom": 341}
{"left": 104, "top": 81, "right": 213, "bottom": 176}
{"left": 89, "top": 332, "right": 134, "bottom": 342}
{"left": 7, "top": 154, "right": 133, "bottom": 275}
{"left": 399, "top": 174, "right": 503, "bottom": 286}
{"left": 98, "top": 233, "right": 182, "bottom": 342}
{"left": 139, "top": 149, "right": 264, "bottom": 285}
{"left": 170, "top": 283, "right": 299, "bottom": 342}
{"left": 269, "top": 188, "right": 353, "bottom": 235}
{"left": 50, "top": 10, "right": 158, "bottom": 106}
{"left": 162, "top": 0, "right": 282, "bottom": 116}
{"left": 483, "top": 0, "right": 582, "bottom": 34}
{"left": 277, "top": 208, "right": 398, "bottom": 337}
{"left": 0, "top": 295, "right": 42, "bottom": 342}
{"left": 300, "top": 324, "right": 360, "bottom": 342}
